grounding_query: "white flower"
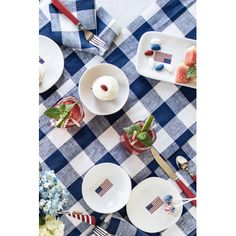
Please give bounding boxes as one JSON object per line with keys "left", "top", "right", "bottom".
{"left": 44, "top": 182, "right": 51, "bottom": 189}
{"left": 39, "top": 216, "right": 64, "bottom": 236}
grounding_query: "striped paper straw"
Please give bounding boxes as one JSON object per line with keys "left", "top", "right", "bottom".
{"left": 60, "top": 211, "right": 96, "bottom": 225}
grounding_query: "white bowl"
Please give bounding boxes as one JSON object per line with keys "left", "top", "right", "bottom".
{"left": 82, "top": 163, "right": 131, "bottom": 214}
{"left": 78, "top": 63, "right": 129, "bottom": 115}
{"left": 126, "top": 177, "right": 183, "bottom": 233}
{"left": 39, "top": 35, "right": 64, "bottom": 93}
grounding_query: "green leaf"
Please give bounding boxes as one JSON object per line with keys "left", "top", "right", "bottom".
{"left": 59, "top": 104, "right": 66, "bottom": 113}
{"left": 137, "top": 132, "right": 153, "bottom": 147}
{"left": 65, "top": 103, "right": 76, "bottom": 113}
{"left": 123, "top": 124, "right": 141, "bottom": 136}
{"left": 186, "top": 66, "right": 196, "bottom": 79}
{"left": 137, "top": 132, "right": 147, "bottom": 140}
{"left": 39, "top": 216, "right": 45, "bottom": 225}
{"left": 44, "top": 107, "right": 61, "bottom": 120}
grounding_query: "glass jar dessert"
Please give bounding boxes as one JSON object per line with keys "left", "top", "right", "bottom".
{"left": 44, "top": 96, "right": 84, "bottom": 128}
{"left": 120, "top": 115, "right": 156, "bottom": 154}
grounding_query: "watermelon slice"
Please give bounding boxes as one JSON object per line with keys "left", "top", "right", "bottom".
{"left": 175, "top": 62, "right": 189, "bottom": 83}
{"left": 185, "top": 46, "right": 196, "bottom": 66}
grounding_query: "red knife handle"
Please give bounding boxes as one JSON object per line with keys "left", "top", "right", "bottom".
{"left": 191, "top": 175, "right": 197, "bottom": 182}
{"left": 176, "top": 179, "right": 196, "bottom": 207}
{"left": 51, "top": 0, "right": 79, "bottom": 25}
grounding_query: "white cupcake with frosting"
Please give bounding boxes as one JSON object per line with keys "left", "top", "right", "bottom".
{"left": 92, "top": 76, "right": 119, "bottom": 101}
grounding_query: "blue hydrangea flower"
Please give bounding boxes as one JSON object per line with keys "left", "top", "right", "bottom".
{"left": 39, "top": 171, "right": 69, "bottom": 217}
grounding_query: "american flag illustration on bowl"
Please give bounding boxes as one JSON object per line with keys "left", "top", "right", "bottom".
{"left": 95, "top": 178, "right": 113, "bottom": 197}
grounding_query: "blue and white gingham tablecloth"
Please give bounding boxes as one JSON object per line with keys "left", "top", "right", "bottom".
{"left": 39, "top": 0, "right": 196, "bottom": 235}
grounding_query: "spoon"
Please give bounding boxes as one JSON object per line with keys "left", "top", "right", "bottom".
{"left": 176, "top": 156, "right": 196, "bottom": 182}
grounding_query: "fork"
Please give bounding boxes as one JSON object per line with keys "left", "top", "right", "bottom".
{"left": 51, "top": 0, "right": 106, "bottom": 49}
{"left": 92, "top": 226, "right": 110, "bottom": 236}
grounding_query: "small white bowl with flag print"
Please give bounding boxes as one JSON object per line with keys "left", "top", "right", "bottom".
{"left": 82, "top": 163, "right": 132, "bottom": 214}
{"left": 126, "top": 177, "right": 183, "bottom": 233}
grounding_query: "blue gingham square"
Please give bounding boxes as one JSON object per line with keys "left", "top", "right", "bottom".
{"left": 39, "top": 0, "right": 196, "bottom": 235}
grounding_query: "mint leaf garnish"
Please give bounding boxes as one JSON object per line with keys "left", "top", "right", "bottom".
{"left": 124, "top": 115, "right": 156, "bottom": 147}
{"left": 186, "top": 66, "right": 196, "bottom": 79}
{"left": 123, "top": 124, "right": 141, "bottom": 136}
{"left": 59, "top": 104, "right": 66, "bottom": 113}
{"left": 137, "top": 132, "right": 153, "bottom": 147}
{"left": 44, "top": 107, "right": 61, "bottom": 120}
{"left": 65, "top": 103, "right": 76, "bottom": 113}
{"left": 137, "top": 132, "right": 147, "bottom": 140}
{"left": 44, "top": 101, "right": 78, "bottom": 128}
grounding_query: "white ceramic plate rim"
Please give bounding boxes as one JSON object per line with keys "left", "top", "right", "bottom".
{"left": 126, "top": 177, "right": 183, "bottom": 233}
{"left": 39, "top": 35, "right": 64, "bottom": 93}
{"left": 136, "top": 31, "right": 196, "bottom": 89}
{"left": 82, "top": 163, "right": 132, "bottom": 214}
{"left": 78, "top": 63, "right": 129, "bottom": 115}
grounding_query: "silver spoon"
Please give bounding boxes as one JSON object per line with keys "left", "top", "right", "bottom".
{"left": 176, "top": 156, "right": 196, "bottom": 182}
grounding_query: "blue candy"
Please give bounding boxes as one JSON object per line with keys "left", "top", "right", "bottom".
{"left": 151, "top": 44, "right": 161, "bottom": 51}
{"left": 155, "top": 64, "right": 164, "bottom": 71}
{"left": 164, "top": 194, "right": 173, "bottom": 204}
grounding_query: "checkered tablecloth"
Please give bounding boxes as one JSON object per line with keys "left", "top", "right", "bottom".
{"left": 39, "top": 0, "right": 196, "bottom": 235}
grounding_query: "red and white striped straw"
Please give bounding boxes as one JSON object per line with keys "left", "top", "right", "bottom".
{"left": 60, "top": 211, "right": 96, "bottom": 225}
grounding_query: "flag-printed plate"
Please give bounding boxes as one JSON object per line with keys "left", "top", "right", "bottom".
{"left": 39, "top": 35, "right": 64, "bottom": 93}
{"left": 126, "top": 177, "right": 183, "bottom": 233}
{"left": 136, "top": 31, "right": 196, "bottom": 89}
{"left": 82, "top": 163, "right": 131, "bottom": 214}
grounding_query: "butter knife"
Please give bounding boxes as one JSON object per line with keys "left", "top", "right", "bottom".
{"left": 151, "top": 147, "right": 196, "bottom": 207}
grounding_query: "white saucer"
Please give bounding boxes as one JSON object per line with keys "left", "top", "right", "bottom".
{"left": 78, "top": 64, "right": 129, "bottom": 115}
{"left": 39, "top": 35, "right": 64, "bottom": 93}
{"left": 82, "top": 163, "right": 131, "bottom": 214}
{"left": 126, "top": 177, "right": 183, "bottom": 233}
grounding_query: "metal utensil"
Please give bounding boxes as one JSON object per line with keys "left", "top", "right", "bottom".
{"left": 150, "top": 147, "right": 196, "bottom": 207}
{"left": 176, "top": 156, "right": 196, "bottom": 182}
{"left": 51, "top": 0, "right": 106, "bottom": 49}
{"left": 93, "top": 226, "right": 110, "bottom": 236}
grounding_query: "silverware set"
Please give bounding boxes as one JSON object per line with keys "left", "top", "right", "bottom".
{"left": 92, "top": 225, "right": 110, "bottom": 236}
{"left": 51, "top": 0, "right": 106, "bottom": 49}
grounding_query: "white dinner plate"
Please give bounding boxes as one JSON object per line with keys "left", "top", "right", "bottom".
{"left": 126, "top": 177, "right": 183, "bottom": 233}
{"left": 39, "top": 35, "right": 64, "bottom": 93}
{"left": 136, "top": 31, "right": 196, "bottom": 89}
{"left": 82, "top": 163, "right": 131, "bottom": 214}
{"left": 79, "top": 63, "right": 129, "bottom": 115}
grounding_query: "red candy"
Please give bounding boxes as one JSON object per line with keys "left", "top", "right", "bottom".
{"left": 144, "top": 50, "right": 154, "bottom": 56}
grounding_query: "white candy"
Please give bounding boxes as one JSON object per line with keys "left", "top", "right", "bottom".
{"left": 151, "top": 38, "right": 161, "bottom": 45}
{"left": 148, "top": 58, "right": 155, "bottom": 69}
{"left": 164, "top": 64, "right": 173, "bottom": 73}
